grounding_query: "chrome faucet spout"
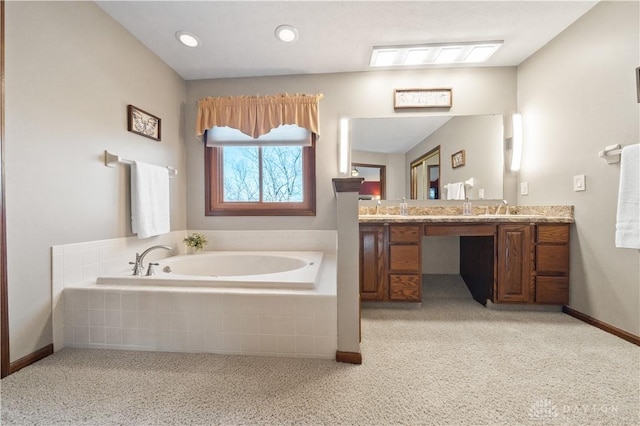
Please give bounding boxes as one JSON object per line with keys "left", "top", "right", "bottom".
{"left": 495, "top": 200, "right": 508, "bottom": 215}
{"left": 136, "top": 245, "right": 172, "bottom": 273}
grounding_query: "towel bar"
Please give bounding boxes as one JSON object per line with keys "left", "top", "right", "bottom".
{"left": 104, "top": 150, "right": 177, "bottom": 177}
{"left": 598, "top": 144, "right": 622, "bottom": 164}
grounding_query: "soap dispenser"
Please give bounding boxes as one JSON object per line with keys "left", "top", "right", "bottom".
{"left": 463, "top": 197, "right": 472, "bottom": 216}
{"left": 400, "top": 197, "right": 409, "bottom": 216}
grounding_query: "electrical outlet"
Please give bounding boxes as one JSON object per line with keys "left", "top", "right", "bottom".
{"left": 520, "top": 182, "right": 529, "bottom": 196}
{"left": 478, "top": 189, "right": 485, "bottom": 199}
{"left": 574, "top": 174, "right": 586, "bottom": 192}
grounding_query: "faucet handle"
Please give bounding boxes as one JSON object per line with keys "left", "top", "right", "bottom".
{"left": 129, "top": 253, "right": 143, "bottom": 276}
{"left": 146, "top": 262, "right": 159, "bottom": 276}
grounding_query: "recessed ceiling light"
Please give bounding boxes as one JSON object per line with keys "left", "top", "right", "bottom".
{"left": 370, "top": 41, "right": 503, "bottom": 67}
{"left": 175, "top": 31, "right": 200, "bottom": 48}
{"left": 275, "top": 25, "right": 298, "bottom": 43}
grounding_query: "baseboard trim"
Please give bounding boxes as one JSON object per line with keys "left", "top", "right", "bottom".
{"left": 9, "top": 343, "right": 53, "bottom": 374}
{"left": 563, "top": 306, "right": 639, "bottom": 346}
{"left": 336, "top": 350, "right": 362, "bottom": 364}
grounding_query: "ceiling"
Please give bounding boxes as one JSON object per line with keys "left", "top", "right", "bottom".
{"left": 97, "top": 1, "right": 598, "bottom": 81}
{"left": 96, "top": 1, "right": 598, "bottom": 155}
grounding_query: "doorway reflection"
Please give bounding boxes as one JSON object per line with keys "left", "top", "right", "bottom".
{"left": 352, "top": 163, "right": 386, "bottom": 200}
{"left": 410, "top": 146, "right": 440, "bottom": 200}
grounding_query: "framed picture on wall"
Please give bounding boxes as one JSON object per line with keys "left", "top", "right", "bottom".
{"left": 127, "top": 105, "right": 161, "bottom": 141}
{"left": 394, "top": 88, "right": 452, "bottom": 109}
{"left": 451, "top": 150, "right": 465, "bottom": 168}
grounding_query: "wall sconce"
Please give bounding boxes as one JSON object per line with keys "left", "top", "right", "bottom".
{"left": 510, "top": 113, "right": 523, "bottom": 172}
{"left": 339, "top": 118, "right": 351, "bottom": 175}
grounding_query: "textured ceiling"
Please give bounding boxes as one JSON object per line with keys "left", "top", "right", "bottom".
{"left": 97, "top": 1, "right": 599, "bottom": 81}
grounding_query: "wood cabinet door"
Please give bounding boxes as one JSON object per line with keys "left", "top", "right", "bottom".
{"left": 389, "top": 225, "right": 421, "bottom": 243}
{"left": 497, "top": 224, "right": 533, "bottom": 303}
{"left": 389, "top": 245, "right": 421, "bottom": 272}
{"left": 536, "top": 276, "right": 569, "bottom": 304}
{"left": 359, "top": 225, "right": 387, "bottom": 301}
{"left": 389, "top": 275, "right": 421, "bottom": 301}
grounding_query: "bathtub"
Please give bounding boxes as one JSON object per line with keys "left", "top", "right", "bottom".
{"left": 96, "top": 251, "right": 324, "bottom": 289}
{"left": 56, "top": 231, "right": 337, "bottom": 359}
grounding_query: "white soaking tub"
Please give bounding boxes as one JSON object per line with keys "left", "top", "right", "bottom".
{"left": 96, "top": 251, "right": 323, "bottom": 289}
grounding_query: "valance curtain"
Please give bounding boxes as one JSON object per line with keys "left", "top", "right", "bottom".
{"left": 195, "top": 93, "right": 324, "bottom": 139}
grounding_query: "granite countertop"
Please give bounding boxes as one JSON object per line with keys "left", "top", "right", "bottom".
{"left": 358, "top": 205, "right": 574, "bottom": 224}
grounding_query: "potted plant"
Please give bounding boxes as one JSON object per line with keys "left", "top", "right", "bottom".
{"left": 183, "top": 232, "right": 208, "bottom": 254}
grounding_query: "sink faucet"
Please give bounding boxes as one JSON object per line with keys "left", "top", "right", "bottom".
{"left": 495, "top": 200, "right": 509, "bottom": 215}
{"left": 130, "top": 245, "right": 172, "bottom": 276}
{"left": 375, "top": 200, "right": 382, "bottom": 215}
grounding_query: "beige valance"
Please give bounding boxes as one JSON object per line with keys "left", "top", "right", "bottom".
{"left": 196, "top": 93, "right": 324, "bottom": 138}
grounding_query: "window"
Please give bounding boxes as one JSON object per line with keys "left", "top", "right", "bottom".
{"left": 205, "top": 135, "right": 316, "bottom": 216}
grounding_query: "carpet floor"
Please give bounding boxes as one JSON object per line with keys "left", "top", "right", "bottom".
{"left": 1, "top": 275, "right": 638, "bottom": 425}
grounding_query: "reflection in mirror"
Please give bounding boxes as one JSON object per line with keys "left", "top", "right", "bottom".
{"left": 352, "top": 163, "right": 386, "bottom": 200}
{"left": 410, "top": 146, "right": 440, "bottom": 199}
{"left": 351, "top": 115, "right": 504, "bottom": 200}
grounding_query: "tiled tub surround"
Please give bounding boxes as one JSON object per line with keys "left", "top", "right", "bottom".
{"left": 53, "top": 230, "right": 338, "bottom": 359}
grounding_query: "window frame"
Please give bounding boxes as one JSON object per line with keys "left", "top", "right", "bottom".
{"left": 204, "top": 135, "right": 316, "bottom": 216}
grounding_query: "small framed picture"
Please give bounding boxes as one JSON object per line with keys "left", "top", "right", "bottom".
{"left": 451, "top": 150, "right": 465, "bottom": 168}
{"left": 127, "top": 105, "right": 161, "bottom": 141}
{"left": 394, "top": 88, "right": 452, "bottom": 109}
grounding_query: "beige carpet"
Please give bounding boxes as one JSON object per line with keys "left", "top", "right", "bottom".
{"left": 1, "top": 275, "right": 638, "bottom": 425}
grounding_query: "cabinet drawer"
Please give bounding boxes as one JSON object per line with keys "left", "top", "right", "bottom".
{"left": 389, "top": 275, "right": 421, "bottom": 301}
{"left": 537, "top": 245, "right": 569, "bottom": 273}
{"left": 390, "top": 225, "right": 421, "bottom": 243}
{"left": 389, "top": 245, "right": 420, "bottom": 272}
{"left": 537, "top": 225, "right": 569, "bottom": 243}
{"left": 536, "top": 276, "right": 569, "bottom": 304}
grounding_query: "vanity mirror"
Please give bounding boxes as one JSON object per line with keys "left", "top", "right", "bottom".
{"left": 351, "top": 114, "right": 504, "bottom": 200}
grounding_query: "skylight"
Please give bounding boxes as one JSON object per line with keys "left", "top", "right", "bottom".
{"left": 370, "top": 41, "right": 503, "bottom": 67}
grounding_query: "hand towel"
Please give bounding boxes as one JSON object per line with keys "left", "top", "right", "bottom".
{"left": 615, "top": 144, "right": 639, "bottom": 249}
{"left": 131, "top": 161, "right": 170, "bottom": 239}
{"left": 445, "top": 182, "right": 466, "bottom": 200}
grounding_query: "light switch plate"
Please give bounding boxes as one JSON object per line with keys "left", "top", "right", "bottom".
{"left": 520, "top": 182, "right": 529, "bottom": 196}
{"left": 574, "top": 174, "right": 586, "bottom": 192}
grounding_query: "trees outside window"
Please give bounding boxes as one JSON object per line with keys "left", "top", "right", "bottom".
{"left": 205, "top": 138, "right": 315, "bottom": 216}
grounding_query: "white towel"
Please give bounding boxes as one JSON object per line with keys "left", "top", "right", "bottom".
{"left": 615, "top": 144, "right": 640, "bottom": 249}
{"left": 131, "top": 161, "right": 170, "bottom": 239}
{"left": 445, "top": 182, "right": 466, "bottom": 200}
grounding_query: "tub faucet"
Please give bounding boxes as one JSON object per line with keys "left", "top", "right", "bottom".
{"left": 495, "top": 200, "right": 509, "bottom": 215}
{"left": 130, "top": 245, "right": 172, "bottom": 276}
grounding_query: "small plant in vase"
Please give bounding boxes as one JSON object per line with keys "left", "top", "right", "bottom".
{"left": 183, "top": 232, "right": 208, "bottom": 254}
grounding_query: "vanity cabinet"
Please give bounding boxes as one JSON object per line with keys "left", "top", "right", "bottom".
{"left": 495, "top": 223, "right": 570, "bottom": 304}
{"left": 360, "top": 218, "right": 571, "bottom": 306}
{"left": 359, "top": 224, "right": 422, "bottom": 302}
